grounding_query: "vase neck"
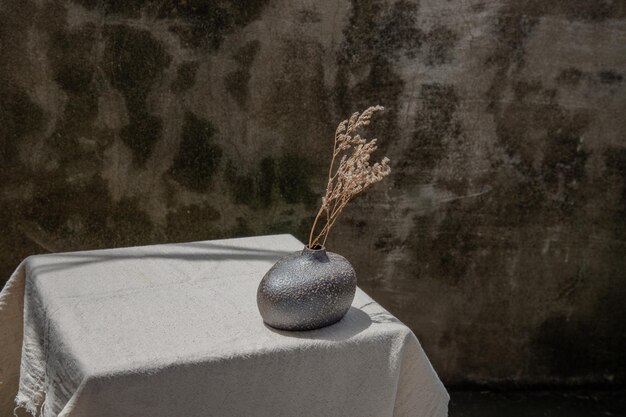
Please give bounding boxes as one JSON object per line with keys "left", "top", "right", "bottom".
{"left": 302, "top": 245, "right": 329, "bottom": 262}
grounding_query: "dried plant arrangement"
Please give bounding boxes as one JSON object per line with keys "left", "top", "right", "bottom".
{"left": 258, "top": 106, "right": 390, "bottom": 330}
{"left": 308, "top": 105, "right": 391, "bottom": 248}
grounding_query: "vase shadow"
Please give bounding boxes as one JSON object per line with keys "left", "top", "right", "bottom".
{"left": 263, "top": 306, "right": 372, "bottom": 341}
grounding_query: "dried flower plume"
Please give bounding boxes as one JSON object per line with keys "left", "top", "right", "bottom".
{"left": 308, "top": 105, "right": 390, "bottom": 247}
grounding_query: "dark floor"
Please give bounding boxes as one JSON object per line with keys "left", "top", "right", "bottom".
{"left": 449, "top": 389, "right": 626, "bottom": 417}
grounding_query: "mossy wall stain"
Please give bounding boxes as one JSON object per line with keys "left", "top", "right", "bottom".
{"left": 556, "top": 67, "right": 586, "bottom": 86}
{"left": 169, "top": 112, "right": 223, "bottom": 192}
{"left": 598, "top": 70, "right": 623, "bottom": 85}
{"left": 557, "top": 68, "right": 623, "bottom": 88}
{"left": 423, "top": 26, "right": 459, "bottom": 66}
{"left": 0, "top": 84, "right": 46, "bottom": 163}
{"left": 22, "top": 171, "right": 159, "bottom": 250}
{"left": 225, "top": 156, "right": 285, "bottom": 209}
{"left": 263, "top": 39, "right": 332, "bottom": 160}
{"left": 275, "top": 155, "right": 316, "bottom": 206}
{"left": 494, "top": 84, "right": 591, "bottom": 221}
{"left": 398, "top": 83, "right": 461, "bottom": 185}
{"left": 223, "top": 154, "right": 316, "bottom": 240}
{"left": 48, "top": 25, "right": 107, "bottom": 167}
{"left": 335, "top": 0, "right": 424, "bottom": 158}
{"left": 522, "top": 0, "right": 626, "bottom": 21}
{"left": 297, "top": 8, "right": 322, "bottom": 24}
{"left": 225, "top": 40, "right": 261, "bottom": 107}
{"left": 73, "top": 0, "right": 152, "bottom": 18}
{"left": 339, "top": 0, "right": 422, "bottom": 66}
{"left": 159, "top": 0, "right": 270, "bottom": 50}
{"left": 171, "top": 61, "right": 200, "bottom": 93}
{"left": 0, "top": 0, "right": 625, "bottom": 388}
{"left": 103, "top": 25, "right": 171, "bottom": 165}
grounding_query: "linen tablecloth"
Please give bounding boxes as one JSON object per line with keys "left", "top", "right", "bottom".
{"left": 0, "top": 234, "right": 448, "bottom": 417}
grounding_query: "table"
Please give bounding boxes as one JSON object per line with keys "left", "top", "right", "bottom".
{"left": 0, "top": 235, "right": 449, "bottom": 417}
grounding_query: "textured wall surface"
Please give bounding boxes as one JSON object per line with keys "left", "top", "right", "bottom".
{"left": 1, "top": 0, "right": 625, "bottom": 386}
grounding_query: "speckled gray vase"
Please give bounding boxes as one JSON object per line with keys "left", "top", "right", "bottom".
{"left": 257, "top": 246, "right": 357, "bottom": 331}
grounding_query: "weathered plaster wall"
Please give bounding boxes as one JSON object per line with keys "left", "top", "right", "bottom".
{"left": 1, "top": 0, "right": 624, "bottom": 386}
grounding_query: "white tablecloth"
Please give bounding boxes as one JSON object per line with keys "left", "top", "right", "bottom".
{"left": 0, "top": 234, "right": 448, "bottom": 417}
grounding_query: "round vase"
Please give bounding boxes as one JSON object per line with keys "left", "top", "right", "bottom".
{"left": 257, "top": 246, "right": 357, "bottom": 331}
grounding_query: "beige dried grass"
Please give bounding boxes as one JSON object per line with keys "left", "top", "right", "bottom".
{"left": 308, "top": 105, "right": 390, "bottom": 248}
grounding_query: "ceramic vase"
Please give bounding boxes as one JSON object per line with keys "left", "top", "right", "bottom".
{"left": 257, "top": 245, "right": 357, "bottom": 331}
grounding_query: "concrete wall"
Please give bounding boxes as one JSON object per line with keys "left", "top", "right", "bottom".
{"left": 1, "top": 0, "right": 624, "bottom": 386}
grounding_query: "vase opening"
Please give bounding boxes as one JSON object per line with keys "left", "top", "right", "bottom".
{"left": 302, "top": 244, "right": 329, "bottom": 262}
